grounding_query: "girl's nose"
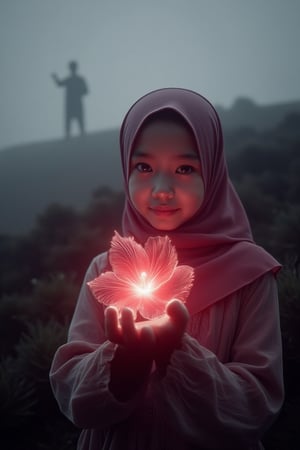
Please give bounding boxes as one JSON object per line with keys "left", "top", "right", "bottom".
{"left": 152, "top": 175, "right": 174, "bottom": 200}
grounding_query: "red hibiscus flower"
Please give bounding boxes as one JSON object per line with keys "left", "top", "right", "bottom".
{"left": 88, "top": 231, "right": 194, "bottom": 320}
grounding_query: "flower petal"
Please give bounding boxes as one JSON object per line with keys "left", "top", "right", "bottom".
{"left": 144, "top": 235, "right": 178, "bottom": 285}
{"left": 155, "top": 265, "right": 194, "bottom": 302}
{"left": 138, "top": 294, "right": 168, "bottom": 320}
{"left": 87, "top": 271, "right": 140, "bottom": 317}
{"left": 109, "top": 231, "right": 149, "bottom": 281}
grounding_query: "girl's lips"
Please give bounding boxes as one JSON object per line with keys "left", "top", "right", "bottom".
{"left": 149, "top": 206, "right": 180, "bottom": 215}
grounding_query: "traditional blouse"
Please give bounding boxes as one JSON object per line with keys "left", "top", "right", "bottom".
{"left": 50, "top": 252, "right": 284, "bottom": 450}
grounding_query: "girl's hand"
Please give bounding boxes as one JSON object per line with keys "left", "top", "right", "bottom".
{"left": 105, "top": 300, "right": 189, "bottom": 399}
{"left": 105, "top": 307, "right": 155, "bottom": 401}
{"left": 105, "top": 306, "right": 154, "bottom": 348}
{"left": 106, "top": 300, "right": 188, "bottom": 356}
{"left": 150, "top": 299, "right": 189, "bottom": 373}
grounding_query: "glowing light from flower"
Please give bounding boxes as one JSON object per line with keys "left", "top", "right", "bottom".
{"left": 88, "top": 231, "right": 194, "bottom": 320}
{"left": 133, "top": 271, "right": 154, "bottom": 296}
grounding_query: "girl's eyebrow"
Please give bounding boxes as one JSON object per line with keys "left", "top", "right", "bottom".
{"left": 177, "top": 153, "right": 200, "bottom": 161}
{"left": 131, "top": 150, "right": 151, "bottom": 158}
{"left": 132, "top": 150, "right": 199, "bottom": 160}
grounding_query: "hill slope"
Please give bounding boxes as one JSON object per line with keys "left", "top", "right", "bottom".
{"left": 216, "top": 98, "right": 300, "bottom": 130}
{"left": 0, "top": 130, "right": 122, "bottom": 235}
{"left": 1, "top": 98, "right": 300, "bottom": 235}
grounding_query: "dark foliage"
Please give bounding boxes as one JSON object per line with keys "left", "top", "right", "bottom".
{"left": 0, "top": 186, "right": 123, "bottom": 449}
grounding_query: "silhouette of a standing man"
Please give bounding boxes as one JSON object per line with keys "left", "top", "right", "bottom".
{"left": 52, "top": 61, "right": 88, "bottom": 138}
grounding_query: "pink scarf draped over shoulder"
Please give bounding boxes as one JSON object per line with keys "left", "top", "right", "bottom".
{"left": 119, "top": 88, "right": 280, "bottom": 315}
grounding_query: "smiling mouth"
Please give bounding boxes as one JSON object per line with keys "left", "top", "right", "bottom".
{"left": 149, "top": 207, "right": 180, "bottom": 215}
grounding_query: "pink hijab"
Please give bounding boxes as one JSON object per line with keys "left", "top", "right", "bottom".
{"left": 119, "top": 88, "right": 280, "bottom": 315}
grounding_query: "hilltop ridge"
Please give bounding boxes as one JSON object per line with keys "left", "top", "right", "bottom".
{"left": 1, "top": 98, "right": 300, "bottom": 235}
{"left": 0, "top": 130, "right": 122, "bottom": 234}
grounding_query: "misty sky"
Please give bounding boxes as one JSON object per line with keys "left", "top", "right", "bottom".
{"left": 1, "top": 0, "right": 299, "bottom": 150}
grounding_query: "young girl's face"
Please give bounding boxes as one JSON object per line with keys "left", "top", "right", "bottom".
{"left": 128, "top": 119, "right": 205, "bottom": 230}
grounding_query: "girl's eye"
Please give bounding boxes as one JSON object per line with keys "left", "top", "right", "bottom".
{"left": 135, "top": 162, "right": 152, "bottom": 173}
{"left": 176, "top": 165, "right": 194, "bottom": 175}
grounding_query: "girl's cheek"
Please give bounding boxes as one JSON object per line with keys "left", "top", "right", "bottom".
{"left": 128, "top": 174, "right": 143, "bottom": 199}
{"left": 129, "top": 173, "right": 148, "bottom": 189}
{"left": 128, "top": 176, "right": 135, "bottom": 199}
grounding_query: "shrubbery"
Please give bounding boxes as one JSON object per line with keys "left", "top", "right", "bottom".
{"left": 0, "top": 187, "right": 124, "bottom": 449}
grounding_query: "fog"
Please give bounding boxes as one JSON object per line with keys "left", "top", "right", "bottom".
{"left": 1, "top": 0, "right": 299, "bottom": 149}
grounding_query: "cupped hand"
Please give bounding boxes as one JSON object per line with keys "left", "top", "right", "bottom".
{"left": 105, "top": 306, "right": 155, "bottom": 351}
{"left": 150, "top": 299, "right": 189, "bottom": 371}
{"left": 105, "top": 299, "right": 189, "bottom": 354}
{"left": 106, "top": 299, "right": 189, "bottom": 384}
{"left": 154, "top": 298, "right": 189, "bottom": 342}
{"left": 105, "top": 306, "right": 155, "bottom": 401}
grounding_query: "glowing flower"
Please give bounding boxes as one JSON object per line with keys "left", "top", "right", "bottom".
{"left": 88, "top": 231, "right": 194, "bottom": 320}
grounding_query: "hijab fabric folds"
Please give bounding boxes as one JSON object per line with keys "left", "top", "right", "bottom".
{"left": 119, "top": 88, "right": 280, "bottom": 315}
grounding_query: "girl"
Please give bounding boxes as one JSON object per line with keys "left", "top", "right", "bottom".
{"left": 50, "top": 88, "right": 284, "bottom": 449}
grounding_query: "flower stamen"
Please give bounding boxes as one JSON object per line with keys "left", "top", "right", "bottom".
{"left": 133, "top": 271, "right": 154, "bottom": 296}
